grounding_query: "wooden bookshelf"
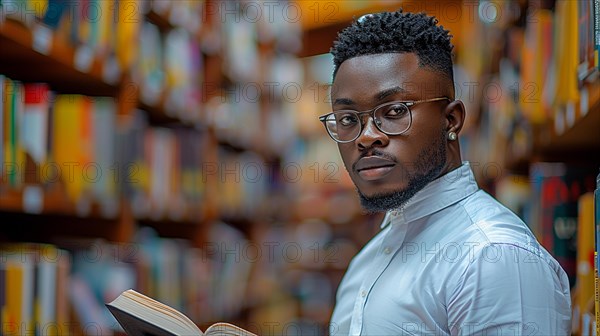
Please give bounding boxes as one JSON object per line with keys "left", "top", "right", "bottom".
{"left": 504, "top": 79, "right": 600, "bottom": 173}
{"left": 0, "top": 11, "right": 217, "bottom": 242}
{"left": 537, "top": 79, "right": 600, "bottom": 154}
{"left": 0, "top": 19, "right": 118, "bottom": 96}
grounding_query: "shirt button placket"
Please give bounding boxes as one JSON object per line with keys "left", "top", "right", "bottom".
{"left": 349, "top": 288, "right": 367, "bottom": 335}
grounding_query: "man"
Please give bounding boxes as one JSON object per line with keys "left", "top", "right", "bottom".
{"left": 320, "top": 10, "right": 571, "bottom": 335}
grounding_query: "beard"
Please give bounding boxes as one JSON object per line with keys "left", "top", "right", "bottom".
{"left": 357, "top": 130, "right": 447, "bottom": 214}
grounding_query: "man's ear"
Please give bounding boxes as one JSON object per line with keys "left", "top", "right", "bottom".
{"left": 444, "top": 100, "right": 466, "bottom": 134}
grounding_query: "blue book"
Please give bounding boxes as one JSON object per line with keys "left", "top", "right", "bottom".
{"left": 42, "top": 0, "right": 68, "bottom": 30}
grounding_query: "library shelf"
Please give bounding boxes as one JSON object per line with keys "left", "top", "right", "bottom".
{"left": 537, "top": 79, "right": 600, "bottom": 154}
{"left": 0, "top": 19, "right": 119, "bottom": 96}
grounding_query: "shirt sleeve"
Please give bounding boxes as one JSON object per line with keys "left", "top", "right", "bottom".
{"left": 447, "top": 243, "right": 572, "bottom": 335}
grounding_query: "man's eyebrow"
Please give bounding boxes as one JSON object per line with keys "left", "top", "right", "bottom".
{"left": 332, "top": 98, "right": 355, "bottom": 106}
{"left": 376, "top": 86, "right": 408, "bottom": 101}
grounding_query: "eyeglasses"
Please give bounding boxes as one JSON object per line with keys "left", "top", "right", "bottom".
{"left": 319, "top": 97, "right": 450, "bottom": 143}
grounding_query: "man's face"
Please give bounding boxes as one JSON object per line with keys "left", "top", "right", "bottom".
{"left": 331, "top": 53, "right": 451, "bottom": 212}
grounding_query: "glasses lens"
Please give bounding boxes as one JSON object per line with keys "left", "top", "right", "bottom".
{"left": 374, "top": 103, "right": 411, "bottom": 135}
{"left": 325, "top": 112, "right": 360, "bottom": 142}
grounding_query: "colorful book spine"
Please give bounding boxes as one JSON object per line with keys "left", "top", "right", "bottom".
{"left": 42, "top": 0, "right": 68, "bottom": 30}
{"left": 595, "top": 169, "right": 600, "bottom": 335}
{"left": 594, "top": 0, "right": 600, "bottom": 69}
{"left": 577, "top": 0, "right": 595, "bottom": 80}
{"left": 23, "top": 83, "right": 50, "bottom": 165}
{"left": 577, "top": 192, "right": 595, "bottom": 335}
{"left": 2, "top": 78, "right": 27, "bottom": 188}
{"left": 554, "top": 0, "right": 580, "bottom": 104}
{"left": 0, "top": 75, "right": 4, "bottom": 179}
{"left": 531, "top": 163, "right": 597, "bottom": 288}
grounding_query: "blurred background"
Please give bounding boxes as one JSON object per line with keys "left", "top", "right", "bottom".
{"left": 0, "top": 0, "right": 598, "bottom": 335}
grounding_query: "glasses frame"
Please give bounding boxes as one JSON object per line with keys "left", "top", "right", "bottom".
{"left": 319, "top": 97, "right": 450, "bottom": 143}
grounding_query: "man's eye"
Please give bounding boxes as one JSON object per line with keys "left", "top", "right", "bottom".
{"left": 337, "top": 114, "right": 358, "bottom": 126}
{"left": 384, "top": 104, "right": 408, "bottom": 117}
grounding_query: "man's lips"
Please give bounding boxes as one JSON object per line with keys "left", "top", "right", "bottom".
{"left": 353, "top": 156, "right": 396, "bottom": 180}
{"left": 354, "top": 156, "right": 396, "bottom": 172}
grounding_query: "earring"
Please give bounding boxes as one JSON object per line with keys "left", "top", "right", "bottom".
{"left": 447, "top": 131, "right": 457, "bottom": 141}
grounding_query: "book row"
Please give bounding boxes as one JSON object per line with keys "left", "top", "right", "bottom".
{"left": 0, "top": 75, "right": 209, "bottom": 220}
{"left": 2, "top": 0, "right": 205, "bottom": 121}
{"left": 0, "top": 243, "right": 71, "bottom": 336}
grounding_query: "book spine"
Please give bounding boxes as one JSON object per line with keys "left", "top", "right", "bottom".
{"left": 595, "top": 0, "right": 600, "bottom": 69}
{"left": 0, "top": 262, "right": 5, "bottom": 336}
{"left": 0, "top": 75, "right": 4, "bottom": 179}
{"left": 576, "top": 192, "right": 595, "bottom": 334}
{"left": 595, "top": 169, "right": 600, "bottom": 335}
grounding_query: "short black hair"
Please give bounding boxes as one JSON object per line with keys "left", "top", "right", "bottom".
{"left": 330, "top": 10, "right": 454, "bottom": 81}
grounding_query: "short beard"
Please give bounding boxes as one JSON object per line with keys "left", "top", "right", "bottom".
{"left": 357, "top": 131, "right": 447, "bottom": 214}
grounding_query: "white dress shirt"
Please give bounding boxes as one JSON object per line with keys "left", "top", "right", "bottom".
{"left": 330, "top": 162, "right": 571, "bottom": 335}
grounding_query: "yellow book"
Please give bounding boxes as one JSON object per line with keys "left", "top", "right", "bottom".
{"left": 27, "top": 0, "right": 48, "bottom": 18}
{"left": 554, "top": 0, "right": 580, "bottom": 105}
{"left": 116, "top": 0, "right": 141, "bottom": 71}
{"left": 4, "top": 260, "right": 22, "bottom": 336}
{"left": 520, "top": 9, "right": 553, "bottom": 124}
{"left": 53, "top": 95, "right": 88, "bottom": 201}
{"left": 97, "top": 0, "right": 112, "bottom": 56}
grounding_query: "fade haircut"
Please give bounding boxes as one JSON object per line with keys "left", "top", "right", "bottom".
{"left": 330, "top": 10, "right": 454, "bottom": 81}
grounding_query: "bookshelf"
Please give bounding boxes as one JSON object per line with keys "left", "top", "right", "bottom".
{"left": 0, "top": 19, "right": 119, "bottom": 96}
{"left": 0, "top": 1, "right": 219, "bottom": 335}
{"left": 0, "top": 30, "right": 208, "bottom": 242}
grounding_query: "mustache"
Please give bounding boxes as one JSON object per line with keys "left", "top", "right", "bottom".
{"left": 352, "top": 149, "right": 398, "bottom": 171}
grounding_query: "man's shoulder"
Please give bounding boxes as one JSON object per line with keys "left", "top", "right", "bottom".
{"left": 455, "top": 190, "right": 540, "bottom": 249}
{"left": 454, "top": 190, "right": 562, "bottom": 266}
{"left": 459, "top": 190, "right": 523, "bottom": 224}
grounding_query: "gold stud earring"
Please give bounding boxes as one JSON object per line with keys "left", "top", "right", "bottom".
{"left": 448, "top": 131, "right": 457, "bottom": 141}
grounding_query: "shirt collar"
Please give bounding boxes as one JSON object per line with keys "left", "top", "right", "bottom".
{"left": 381, "top": 162, "right": 479, "bottom": 229}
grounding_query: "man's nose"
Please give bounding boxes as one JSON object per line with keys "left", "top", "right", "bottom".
{"left": 356, "top": 117, "right": 388, "bottom": 150}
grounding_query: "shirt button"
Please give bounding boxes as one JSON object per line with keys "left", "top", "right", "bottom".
{"left": 383, "top": 247, "right": 391, "bottom": 254}
{"left": 361, "top": 290, "right": 367, "bottom": 298}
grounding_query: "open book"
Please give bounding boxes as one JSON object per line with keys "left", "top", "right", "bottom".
{"left": 106, "top": 289, "right": 257, "bottom": 336}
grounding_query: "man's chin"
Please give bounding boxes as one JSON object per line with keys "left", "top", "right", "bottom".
{"left": 357, "top": 189, "right": 411, "bottom": 214}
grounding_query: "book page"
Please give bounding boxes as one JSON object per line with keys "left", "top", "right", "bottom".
{"left": 108, "top": 289, "right": 203, "bottom": 336}
{"left": 205, "top": 322, "right": 257, "bottom": 336}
